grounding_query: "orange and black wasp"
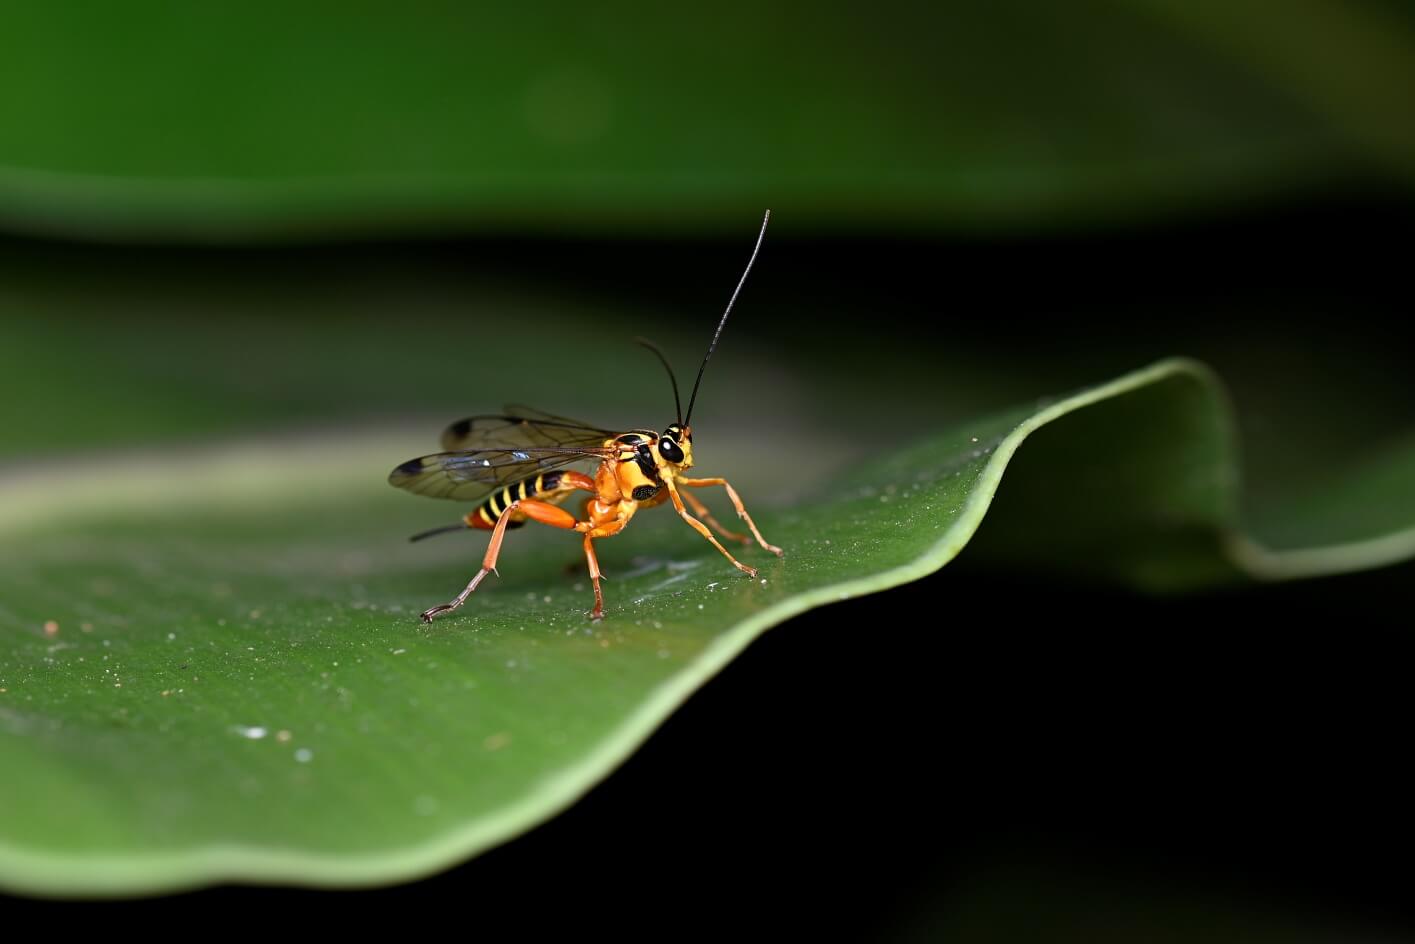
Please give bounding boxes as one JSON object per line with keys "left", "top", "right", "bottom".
{"left": 389, "top": 211, "right": 782, "bottom": 622}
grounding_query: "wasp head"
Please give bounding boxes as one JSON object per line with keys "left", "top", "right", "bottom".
{"left": 658, "top": 424, "right": 693, "bottom": 470}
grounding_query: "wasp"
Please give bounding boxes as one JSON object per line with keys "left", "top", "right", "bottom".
{"left": 389, "top": 211, "right": 783, "bottom": 622}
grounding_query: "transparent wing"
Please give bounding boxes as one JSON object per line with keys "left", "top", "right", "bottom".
{"left": 439, "top": 407, "right": 616, "bottom": 452}
{"left": 388, "top": 445, "right": 614, "bottom": 502}
{"left": 503, "top": 404, "right": 614, "bottom": 430}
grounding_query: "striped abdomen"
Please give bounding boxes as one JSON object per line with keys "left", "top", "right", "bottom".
{"left": 466, "top": 470, "right": 575, "bottom": 531}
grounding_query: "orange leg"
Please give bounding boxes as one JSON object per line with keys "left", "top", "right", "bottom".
{"left": 664, "top": 481, "right": 759, "bottom": 578}
{"left": 582, "top": 535, "right": 605, "bottom": 620}
{"left": 679, "top": 477, "right": 783, "bottom": 556}
{"left": 681, "top": 488, "right": 750, "bottom": 545}
{"left": 575, "top": 514, "right": 632, "bottom": 620}
{"left": 421, "top": 499, "right": 578, "bottom": 623}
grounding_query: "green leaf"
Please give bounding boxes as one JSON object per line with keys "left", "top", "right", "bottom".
{"left": 2, "top": 358, "right": 1411, "bottom": 895}
{"left": 3, "top": 2, "right": 1414, "bottom": 239}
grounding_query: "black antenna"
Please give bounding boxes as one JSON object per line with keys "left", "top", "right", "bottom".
{"left": 684, "top": 209, "right": 769, "bottom": 427}
{"left": 635, "top": 337, "right": 683, "bottom": 426}
{"left": 409, "top": 523, "right": 468, "bottom": 542}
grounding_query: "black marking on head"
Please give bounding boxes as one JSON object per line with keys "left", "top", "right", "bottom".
{"left": 658, "top": 437, "right": 684, "bottom": 464}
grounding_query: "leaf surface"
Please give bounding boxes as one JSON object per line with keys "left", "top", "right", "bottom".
{"left": 2, "top": 359, "right": 1411, "bottom": 895}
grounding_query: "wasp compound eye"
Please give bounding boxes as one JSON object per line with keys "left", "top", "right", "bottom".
{"left": 659, "top": 438, "right": 685, "bottom": 463}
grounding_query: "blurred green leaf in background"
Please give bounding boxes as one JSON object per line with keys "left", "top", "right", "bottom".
{"left": 0, "top": 1, "right": 1413, "bottom": 239}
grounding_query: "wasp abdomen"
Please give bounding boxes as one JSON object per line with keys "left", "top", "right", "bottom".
{"left": 468, "top": 470, "right": 576, "bottom": 530}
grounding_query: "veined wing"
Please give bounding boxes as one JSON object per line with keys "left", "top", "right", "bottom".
{"left": 503, "top": 404, "right": 615, "bottom": 430}
{"left": 439, "top": 406, "right": 615, "bottom": 452}
{"left": 388, "top": 445, "right": 614, "bottom": 501}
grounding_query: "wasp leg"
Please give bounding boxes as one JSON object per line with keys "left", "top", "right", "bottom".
{"left": 582, "top": 535, "right": 605, "bottom": 620}
{"left": 421, "top": 499, "right": 578, "bottom": 623}
{"left": 663, "top": 481, "right": 759, "bottom": 578}
{"left": 678, "top": 477, "right": 783, "bottom": 557}
{"left": 574, "top": 515, "right": 631, "bottom": 620}
{"left": 680, "top": 488, "right": 751, "bottom": 545}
